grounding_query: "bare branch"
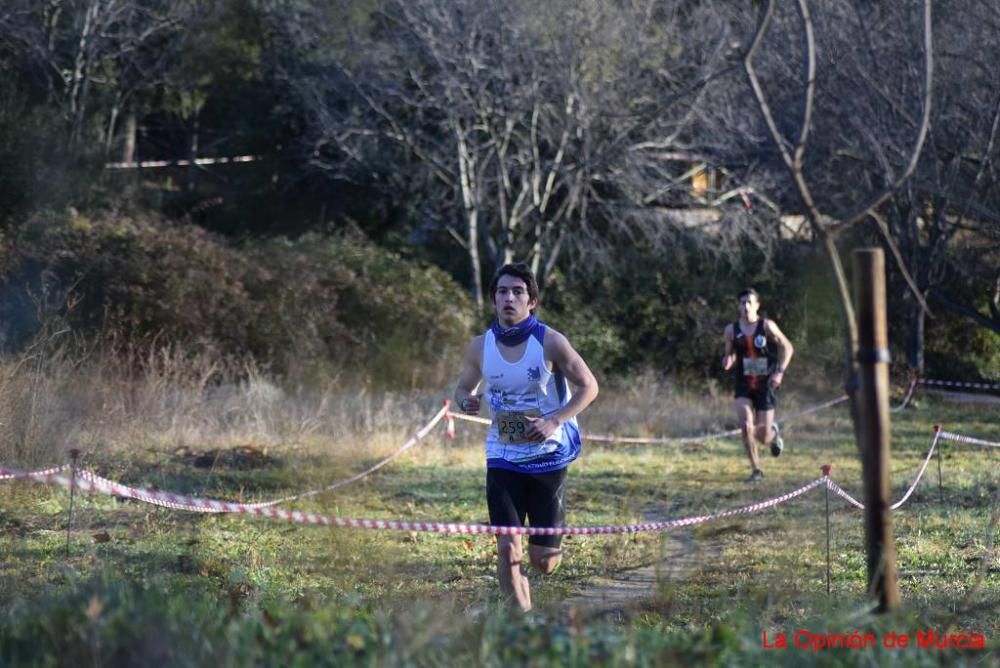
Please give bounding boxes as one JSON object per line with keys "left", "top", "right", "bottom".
{"left": 832, "top": 0, "right": 933, "bottom": 233}
{"left": 869, "top": 211, "right": 932, "bottom": 317}
{"left": 927, "top": 288, "right": 1000, "bottom": 334}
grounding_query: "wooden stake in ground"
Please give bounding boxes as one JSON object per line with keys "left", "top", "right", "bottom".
{"left": 853, "top": 248, "right": 901, "bottom": 612}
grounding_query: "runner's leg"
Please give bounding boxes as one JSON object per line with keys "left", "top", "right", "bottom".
{"left": 526, "top": 468, "right": 566, "bottom": 574}
{"left": 487, "top": 469, "right": 532, "bottom": 611}
{"left": 755, "top": 409, "right": 775, "bottom": 445}
{"left": 497, "top": 535, "right": 532, "bottom": 611}
{"left": 736, "top": 397, "right": 760, "bottom": 473}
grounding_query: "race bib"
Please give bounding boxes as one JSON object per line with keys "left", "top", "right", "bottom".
{"left": 743, "top": 357, "right": 769, "bottom": 376}
{"left": 495, "top": 409, "right": 542, "bottom": 444}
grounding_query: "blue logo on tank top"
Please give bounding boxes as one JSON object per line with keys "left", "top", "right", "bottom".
{"left": 527, "top": 366, "right": 541, "bottom": 381}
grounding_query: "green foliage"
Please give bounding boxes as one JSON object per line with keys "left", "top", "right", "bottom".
{"left": 0, "top": 79, "right": 84, "bottom": 223}
{"left": 541, "top": 240, "right": 846, "bottom": 385}
{"left": 0, "top": 210, "right": 472, "bottom": 387}
{"left": 246, "top": 234, "right": 473, "bottom": 386}
{"left": 1, "top": 391, "right": 996, "bottom": 666}
{"left": 925, "top": 307, "right": 1000, "bottom": 382}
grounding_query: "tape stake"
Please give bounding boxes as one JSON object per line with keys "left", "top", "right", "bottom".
{"left": 937, "top": 434, "right": 944, "bottom": 506}
{"left": 821, "top": 464, "right": 832, "bottom": 477}
{"left": 825, "top": 471, "right": 832, "bottom": 596}
{"left": 67, "top": 450, "right": 80, "bottom": 557}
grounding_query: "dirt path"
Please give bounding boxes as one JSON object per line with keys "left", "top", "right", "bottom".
{"left": 562, "top": 506, "right": 725, "bottom": 621}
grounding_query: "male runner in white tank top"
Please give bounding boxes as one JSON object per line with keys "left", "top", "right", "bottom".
{"left": 454, "top": 263, "right": 599, "bottom": 612}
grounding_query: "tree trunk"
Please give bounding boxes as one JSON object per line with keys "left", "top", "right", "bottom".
{"left": 68, "top": 0, "right": 98, "bottom": 150}
{"left": 122, "top": 107, "right": 137, "bottom": 165}
{"left": 187, "top": 110, "right": 200, "bottom": 192}
{"left": 105, "top": 103, "right": 118, "bottom": 157}
{"left": 456, "top": 128, "right": 483, "bottom": 308}
{"left": 906, "top": 294, "right": 926, "bottom": 375}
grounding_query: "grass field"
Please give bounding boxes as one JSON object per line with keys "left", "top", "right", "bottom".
{"left": 1, "top": 374, "right": 998, "bottom": 666}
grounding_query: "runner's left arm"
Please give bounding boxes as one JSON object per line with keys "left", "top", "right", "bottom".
{"left": 525, "top": 330, "right": 600, "bottom": 441}
{"left": 765, "top": 320, "right": 794, "bottom": 388}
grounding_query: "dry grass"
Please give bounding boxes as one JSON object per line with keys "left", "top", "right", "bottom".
{"left": 0, "top": 339, "right": 997, "bottom": 664}
{"left": 0, "top": 333, "right": 445, "bottom": 469}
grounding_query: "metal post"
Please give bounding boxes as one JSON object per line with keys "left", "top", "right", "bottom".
{"left": 935, "top": 425, "right": 944, "bottom": 506}
{"left": 822, "top": 464, "right": 832, "bottom": 596}
{"left": 66, "top": 448, "right": 80, "bottom": 557}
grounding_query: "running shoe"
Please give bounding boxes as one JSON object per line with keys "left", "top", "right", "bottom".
{"left": 747, "top": 469, "right": 764, "bottom": 482}
{"left": 770, "top": 423, "right": 784, "bottom": 457}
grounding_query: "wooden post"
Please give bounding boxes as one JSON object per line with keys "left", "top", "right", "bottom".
{"left": 853, "top": 248, "right": 901, "bottom": 612}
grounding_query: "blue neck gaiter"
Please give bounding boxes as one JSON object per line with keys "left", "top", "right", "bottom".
{"left": 491, "top": 314, "right": 541, "bottom": 347}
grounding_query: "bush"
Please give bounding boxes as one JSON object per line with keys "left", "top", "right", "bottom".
{"left": 245, "top": 234, "right": 473, "bottom": 386}
{"left": 0, "top": 80, "right": 99, "bottom": 225}
{"left": 0, "top": 210, "right": 473, "bottom": 388}
{"left": 541, "top": 240, "right": 846, "bottom": 387}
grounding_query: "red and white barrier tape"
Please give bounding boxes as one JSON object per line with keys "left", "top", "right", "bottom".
{"left": 919, "top": 378, "right": 1000, "bottom": 392}
{"left": 825, "top": 431, "right": 941, "bottom": 511}
{"left": 0, "top": 403, "right": 450, "bottom": 513}
{"left": 937, "top": 430, "right": 1000, "bottom": 448}
{"left": 449, "top": 395, "right": 849, "bottom": 445}
{"left": 825, "top": 478, "right": 865, "bottom": 509}
{"left": 3, "top": 423, "right": 993, "bottom": 534}
{"left": 824, "top": 425, "right": 1000, "bottom": 510}
{"left": 890, "top": 376, "right": 919, "bottom": 413}
{"left": 4, "top": 464, "right": 828, "bottom": 534}
{"left": 0, "top": 464, "right": 70, "bottom": 481}
{"left": 79, "top": 470, "right": 236, "bottom": 513}
{"left": 888, "top": 429, "right": 941, "bottom": 509}
{"left": 449, "top": 412, "right": 491, "bottom": 426}
{"left": 246, "top": 401, "right": 451, "bottom": 507}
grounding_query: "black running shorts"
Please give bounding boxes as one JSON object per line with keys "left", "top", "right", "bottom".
{"left": 735, "top": 381, "right": 777, "bottom": 411}
{"left": 486, "top": 467, "right": 567, "bottom": 548}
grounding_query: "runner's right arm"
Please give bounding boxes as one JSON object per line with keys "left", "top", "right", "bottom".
{"left": 722, "top": 323, "right": 736, "bottom": 371}
{"left": 454, "top": 335, "right": 484, "bottom": 414}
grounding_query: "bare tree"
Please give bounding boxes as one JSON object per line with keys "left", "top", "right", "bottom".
{"left": 283, "top": 0, "right": 743, "bottom": 304}
{"left": 884, "top": 0, "right": 1000, "bottom": 369}
{"left": 734, "top": 0, "right": 934, "bottom": 615}
{"left": 724, "top": 0, "right": 934, "bottom": 380}
{"left": 0, "top": 0, "right": 198, "bottom": 156}
{"left": 724, "top": 0, "right": 1000, "bottom": 377}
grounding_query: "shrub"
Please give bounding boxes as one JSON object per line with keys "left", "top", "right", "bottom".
{"left": 0, "top": 210, "right": 472, "bottom": 388}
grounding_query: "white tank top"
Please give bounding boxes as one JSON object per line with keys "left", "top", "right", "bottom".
{"left": 481, "top": 327, "right": 581, "bottom": 473}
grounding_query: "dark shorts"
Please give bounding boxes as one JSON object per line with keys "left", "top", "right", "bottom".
{"left": 486, "top": 467, "right": 567, "bottom": 548}
{"left": 735, "top": 381, "right": 777, "bottom": 412}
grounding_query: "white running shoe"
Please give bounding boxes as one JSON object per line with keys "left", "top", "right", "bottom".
{"left": 770, "top": 424, "right": 784, "bottom": 457}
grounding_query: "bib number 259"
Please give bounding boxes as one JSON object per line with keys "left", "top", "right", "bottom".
{"left": 496, "top": 411, "right": 538, "bottom": 444}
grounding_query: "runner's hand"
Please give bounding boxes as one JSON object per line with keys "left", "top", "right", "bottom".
{"left": 769, "top": 371, "right": 784, "bottom": 389}
{"left": 525, "top": 415, "right": 561, "bottom": 441}
{"left": 459, "top": 395, "right": 481, "bottom": 414}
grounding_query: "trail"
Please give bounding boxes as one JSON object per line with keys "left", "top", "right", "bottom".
{"left": 562, "top": 505, "right": 725, "bottom": 621}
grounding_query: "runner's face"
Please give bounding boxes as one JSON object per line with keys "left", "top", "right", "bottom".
{"left": 738, "top": 294, "right": 760, "bottom": 322}
{"left": 494, "top": 275, "right": 537, "bottom": 326}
